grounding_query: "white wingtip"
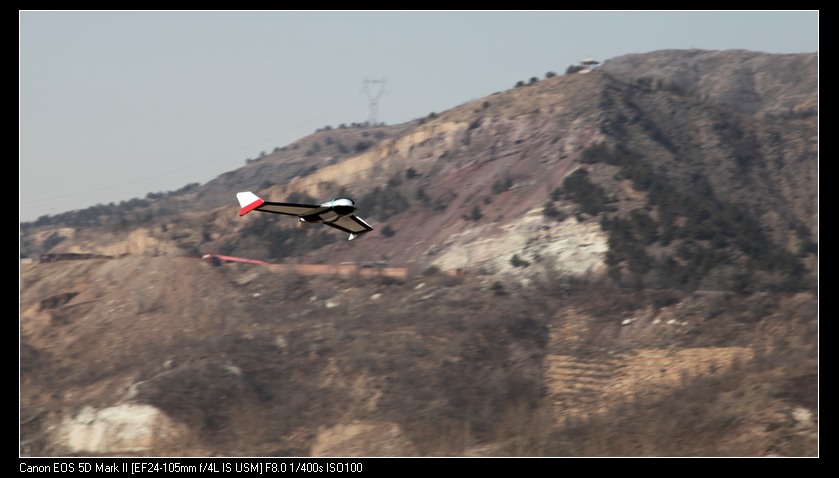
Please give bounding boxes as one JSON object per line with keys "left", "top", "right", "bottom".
{"left": 236, "top": 191, "right": 259, "bottom": 208}
{"left": 236, "top": 191, "right": 264, "bottom": 216}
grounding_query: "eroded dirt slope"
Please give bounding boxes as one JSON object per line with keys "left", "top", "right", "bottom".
{"left": 21, "top": 253, "right": 818, "bottom": 456}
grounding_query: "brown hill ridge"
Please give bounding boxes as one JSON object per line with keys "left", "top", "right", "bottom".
{"left": 600, "top": 49, "right": 818, "bottom": 118}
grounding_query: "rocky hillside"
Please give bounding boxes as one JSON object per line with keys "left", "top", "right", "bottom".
{"left": 600, "top": 49, "right": 818, "bottom": 118}
{"left": 19, "top": 255, "right": 818, "bottom": 456}
{"left": 20, "top": 49, "right": 818, "bottom": 456}
{"left": 21, "top": 51, "right": 818, "bottom": 291}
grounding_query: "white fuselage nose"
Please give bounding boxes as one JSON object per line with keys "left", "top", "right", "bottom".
{"left": 318, "top": 198, "right": 357, "bottom": 222}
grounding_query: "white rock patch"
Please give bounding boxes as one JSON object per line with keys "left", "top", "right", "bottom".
{"left": 56, "top": 404, "right": 186, "bottom": 454}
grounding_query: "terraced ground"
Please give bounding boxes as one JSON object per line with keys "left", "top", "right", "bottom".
{"left": 545, "top": 347, "right": 754, "bottom": 422}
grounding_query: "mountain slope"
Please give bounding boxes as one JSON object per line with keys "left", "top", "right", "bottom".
{"left": 600, "top": 49, "right": 818, "bottom": 118}
{"left": 20, "top": 49, "right": 818, "bottom": 457}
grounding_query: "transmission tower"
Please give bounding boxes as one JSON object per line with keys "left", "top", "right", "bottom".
{"left": 362, "top": 78, "right": 386, "bottom": 126}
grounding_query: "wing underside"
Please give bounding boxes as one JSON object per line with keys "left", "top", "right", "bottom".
{"left": 255, "top": 201, "right": 329, "bottom": 217}
{"left": 326, "top": 215, "right": 374, "bottom": 237}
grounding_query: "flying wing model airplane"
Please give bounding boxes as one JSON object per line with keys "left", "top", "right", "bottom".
{"left": 236, "top": 191, "right": 374, "bottom": 240}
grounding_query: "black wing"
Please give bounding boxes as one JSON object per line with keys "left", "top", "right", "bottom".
{"left": 237, "top": 191, "right": 328, "bottom": 217}
{"left": 325, "top": 215, "right": 374, "bottom": 240}
{"left": 253, "top": 201, "right": 329, "bottom": 217}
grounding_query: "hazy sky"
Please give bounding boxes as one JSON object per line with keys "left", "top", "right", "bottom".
{"left": 19, "top": 10, "right": 819, "bottom": 222}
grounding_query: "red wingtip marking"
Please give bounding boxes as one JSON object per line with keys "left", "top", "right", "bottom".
{"left": 239, "top": 199, "right": 265, "bottom": 216}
